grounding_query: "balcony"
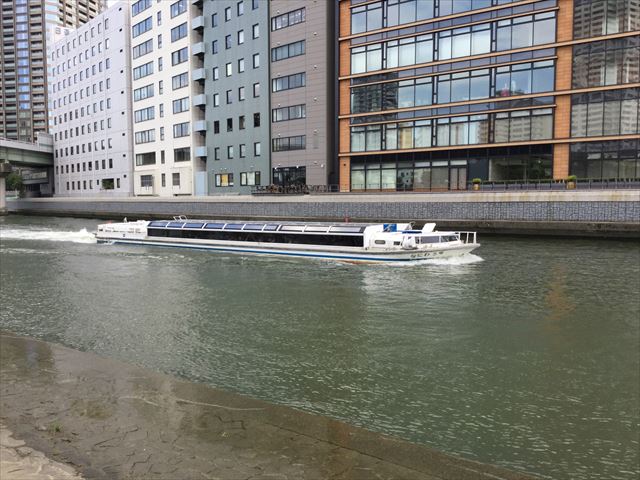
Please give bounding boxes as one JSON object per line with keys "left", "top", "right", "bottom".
{"left": 192, "top": 94, "right": 206, "bottom": 108}
{"left": 192, "top": 68, "right": 206, "bottom": 82}
{"left": 193, "top": 120, "right": 207, "bottom": 132}
{"left": 194, "top": 146, "right": 207, "bottom": 158}
{"left": 192, "top": 15, "right": 204, "bottom": 30}
{"left": 191, "top": 0, "right": 203, "bottom": 7}
{"left": 192, "top": 42, "right": 205, "bottom": 56}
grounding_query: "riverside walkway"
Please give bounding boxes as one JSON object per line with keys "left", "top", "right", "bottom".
{"left": 0, "top": 333, "right": 536, "bottom": 480}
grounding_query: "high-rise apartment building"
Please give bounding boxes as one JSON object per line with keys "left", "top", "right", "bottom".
{"left": 50, "top": 2, "right": 133, "bottom": 196}
{"left": 337, "top": 0, "right": 639, "bottom": 192}
{"left": 130, "top": 0, "right": 206, "bottom": 196}
{"left": 0, "top": 0, "right": 106, "bottom": 142}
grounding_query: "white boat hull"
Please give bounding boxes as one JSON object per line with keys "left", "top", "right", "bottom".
{"left": 97, "top": 237, "right": 479, "bottom": 263}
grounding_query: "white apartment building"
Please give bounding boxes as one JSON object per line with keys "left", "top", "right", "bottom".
{"left": 130, "top": 0, "right": 206, "bottom": 196}
{"left": 50, "top": 2, "right": 133, "bottom": 196}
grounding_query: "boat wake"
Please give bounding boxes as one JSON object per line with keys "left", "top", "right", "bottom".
{"left": 0, "top": 228, "right": 96, "bottom": 244}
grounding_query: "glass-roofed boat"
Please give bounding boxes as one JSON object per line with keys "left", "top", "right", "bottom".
{"left": 95, "top": 217, "right": 479, "bottom": 262}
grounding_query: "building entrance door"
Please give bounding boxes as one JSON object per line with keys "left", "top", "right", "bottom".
{"left": 450, "top": 167, "right": 467, "bottom": 190}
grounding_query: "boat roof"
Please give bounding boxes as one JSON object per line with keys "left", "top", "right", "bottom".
{"left": 146, "top": 219, "right": 389, "bottom": 234}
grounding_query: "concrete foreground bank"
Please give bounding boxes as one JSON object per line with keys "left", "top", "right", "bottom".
{"left": 0, "top": 333, "right": 537, "bottom": 480}
{"left": 7, "top": 190, "right": 640, "bottom": 237}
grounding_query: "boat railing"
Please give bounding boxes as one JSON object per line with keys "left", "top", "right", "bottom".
{"left": 456, "top": 231, "right": 477, "bottom": 244}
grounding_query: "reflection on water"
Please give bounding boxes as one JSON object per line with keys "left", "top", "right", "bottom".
{"left": 1, "top": 215, "right": 639, "bottom": 480}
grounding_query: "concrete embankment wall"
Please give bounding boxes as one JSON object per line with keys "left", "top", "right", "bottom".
{"left": 8, "top": 190, "right": 640, "bottom": 237}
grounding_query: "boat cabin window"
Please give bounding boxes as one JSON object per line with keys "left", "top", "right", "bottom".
{"left": 421, "top": 236, "right": 440, "bottom": 243}
{"left": 184, "top": 222, "right": 204, "bottom": 229}
{"left": 330, "top": 226, "right": 365, "bottom": 233}
{"left": 204, "top": 223, "right": 225, "bottom": 229}
{"left": 149, "top": 221, "right": 168, "bottom": 228}
{"left": 280, "top": 225, "right": 305, "bottom": 232}
{"left": 264, "top": 224, "right": 279, "bottom": 231}
{"left": 244, "top": 224, "right": 265, "bottom": 231}
{"left": 393, "top": 241, "right": 401, "bottom": 246}
{"left": 441, "top": 235, "right": 459, "bottom": 242}
{"left": 167, "top": 222, "right": 184, "bottom": 228}
{"left": 374, "top": 240, "right": 386, "bottom": 245}
{"left": 305, "top": 226, "right": 329, "bottom": 233}
{"left": 224, "top": 224, "right": 244, "bottom": 230}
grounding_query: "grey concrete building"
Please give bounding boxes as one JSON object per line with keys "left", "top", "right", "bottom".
{"left": 0, "top": 0, "right": 106, "bottom": 142}
{"left": 203, "top": 0, "right": 270, "bottom": 194}
{"left": 269, "top": 0, "right": 336, "bottom": 188}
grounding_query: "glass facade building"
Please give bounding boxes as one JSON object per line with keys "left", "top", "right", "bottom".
{"left": 338, "top": 0, "right": 640, "bottom": 192}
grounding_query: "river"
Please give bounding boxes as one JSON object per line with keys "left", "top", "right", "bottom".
{"left": 0, "top": 214, "right": 638, "bottom": 479}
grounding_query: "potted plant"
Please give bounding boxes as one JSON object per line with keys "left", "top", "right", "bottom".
{"left": 471, "top": 178, "right": 482, "bottom": 191}
{"left": 566, "top": 175, "right": 577, "bottom": 190}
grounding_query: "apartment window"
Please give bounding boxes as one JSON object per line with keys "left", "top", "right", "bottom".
{"left": 227, "top": 118, "right": 233, "bottom": 132}
{"left": 252, "top": 24, "right": 259, "bottom": 39}
{"left": 226, "top": 90, "right": 233, "bottom": 103}
{"left": 253, "top": 53, "right": 260, "bottom": 68}
{"left": 238, "top": 86, "right": 245, "bottom": 101}
{"left": 172, "top": 72, "right": 189, "bottom": 90}
{"left": 213, "top": 67, "right": 219, "bottom": 80}
{"left": 215, "top": 173, "right": 234, "bottom": 187}
{"left": 172, "top": 173, "right": 180, "bottom": 187}
{"left": 211, "top": 13, "right": 218, "bottom": 27}
{"left": 157, "top": 11, "right": 162, "bottom": 26}
{"left": 170, "top": 0, "right": 187, "bottom": 18}
{"left": 238, "top": 30, "right": 244, "bottom": 44}
{"left": 225, "top": 7, "right": 231, "bottom": 21}
{"left": 135, "top": 129, "right": 155, "bottom": 144}
{"left": 159, "top": 80, "right": 164, "bottom": 94}
{"left": 172, "top": 97, "right": 189, "bottom": 113}
{"left": 213, "top": 93, "right": 220, "bottom": 106}
{"left": 237, "top": 1, "right": 244, "bottom": 16}
{"left": 253, "top": 113, "right": 261, "bottom": 127}
{"left": 239, "top": 144, "right": 246, "bottom": 158}
{"left": 133, "top": 84, "right": 153, "bottom": 102}
{"left": 133, "top": 61, "right": 153, "bottom": 80}
{"left": 160, "top": 126, "right": 165, "bottom": 140}
{"left": 225, "top": 35, "right": 232, "bottom": 49}
{"left": 171, "top": 23, "right": 188, "bottom": 42}
{"left": 132, "top": 0, "right": 151, "bottom": 17}
{"left": 254, "top": 142, "right": 261, "bottom": 156}
{"left": 271, "top": 7, "right": 305, "bottom": 31}
{"left": 132, "top": 17, "right": 152, "bottom": 38}
{"left": 214, "top": 121, "right": 220, "bottom": 134}
{"left": 174, "top": 147, "right": 190, "bottom": 162}
{"left": 239, "top": 116, "right": 246, "bottom": 129}
{"left": 272, "top": 72, "right": 305, "bottom": 92}
{"left": 134, "top": 106, "right": 155, "bottom": 123}
{"left": 132, "top": 39, "right": 153, "bottom": 59}
{"left": 238, "top": 58, "right": 245, "bottom": 72}
{"left": 173, "top": 122, "right": 190, "bottom": 137}
{"left": 140, "top": 175, "right": 153, "bottom": 187}
{"left": 161, "top": 173, "right": 166, "bottom": 187}
{"left": 158, "top": 34, "right": 162, "bottom": 48}
{"left": 212, "top": 40, "right": 218, "bottom": 54}
{"left": 227, "top": 146, "right": 234, "bottom": 159}
{"left": 135, "top": 152, "right": 156, "bottom": 165}
{"left": 226, "top": 62, "right": 232, "bottom": 76}
{"left": 240, "top": 171, "right": 261, "bottom": 186}
{"left": 252, "top": 0, "right": 259, "bottom": 9}
{"left": 272, "top": 135, "right": 305, "bottom": 152}
{"left": 158, "top": 57, "right": 163, "bottom": 71}
{"left": 271, "top": 40, "right": 305, "bottom": 62}
{"left": 214, "top": 147, "right": 220, "bottom": 160}
{"left": 171, "top": 47, "right": 188, "bottom": 65}
{"left": 253, "top": 82, "right": 260, "bottom": 97}
{"left": 272, "top": 104, "right": 306, "bottom": 122}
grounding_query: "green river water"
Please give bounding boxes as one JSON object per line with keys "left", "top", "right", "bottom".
{"left": 0, "top": 215, "right": 638, "bottom": 479}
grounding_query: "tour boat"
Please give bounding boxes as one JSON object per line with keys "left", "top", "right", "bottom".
{"left": 95, "top": 217, "right": 479, "bottom": 262}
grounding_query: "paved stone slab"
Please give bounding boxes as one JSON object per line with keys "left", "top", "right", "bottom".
{"left": 0, "top": 333, "right": 538, "bottom": 480}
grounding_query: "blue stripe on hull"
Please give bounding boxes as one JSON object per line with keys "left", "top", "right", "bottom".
{"left": 98, "top": 239, "right": 443, "bottom": 262}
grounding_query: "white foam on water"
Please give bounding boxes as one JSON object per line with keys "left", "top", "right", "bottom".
{"left": 0, "top": 227, "right": 97, "bottom": 244}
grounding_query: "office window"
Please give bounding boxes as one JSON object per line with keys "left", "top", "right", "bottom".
{"left": 215, "top": 147, "right": 220, "bottom": 160}
{"left": 173, "top": 122, "right": 190, "bottom": 138}
{"left": 272, "top": 104, "right": 306, "bottom": 122}
{"left": 574, "top": 0, "right": 639, "bottom": 39}
{"left": 215, "top": 173, "right": 234, "bottom": 187}
{"left": 572, "top": 37, "right": 640, "bottom": 89}
{"left": 132, "top": 16, "right": 152, "bottom": 37}
{"left": 271, "top": 40, "right": 305, "bottom": 62}
{"left": 271, "top": 72, "right": 305, "bottom": 92}
{"left": 240, "top": 171, "right": 261, "bottom": 186}
{"left": 170, "top": 0, "right": 187, "bottom": 18}
{"left": 227, "top": 146, "right": 234, "bottom": 159}
{"left": 272, "top": 135, "right": 306, "bottom": 152}
{"left": 171, "top": 47, "right": 188, "bottom": 65}
{"left": 271, "top": 7, "right": 305, "bottom": 31}
{"left": 172, "top": 97, "right": 189, "bottom": 113}
{"left": 174, "top": 147, "right": 190, "bottom": 162}
{"left": 171, "top": 23, "right": 188, "bottom": 42}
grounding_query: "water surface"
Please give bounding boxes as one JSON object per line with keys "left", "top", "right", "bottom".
{"left": 1, "top": 215, "right": 638, "bottom": 479}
